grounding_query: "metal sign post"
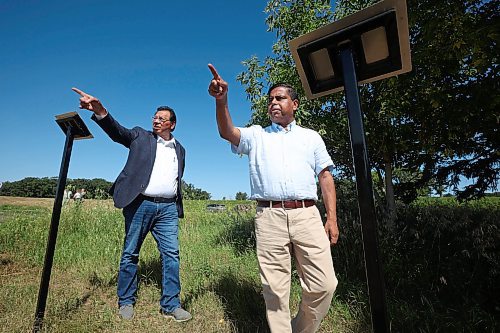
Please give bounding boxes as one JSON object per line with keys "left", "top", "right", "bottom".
{"left": 33, "top": 112, "right": 92, "bottom": 332}
{"left": 339, "top": 44, "right": 390, "bottom": 331}
{"left": 289, "top": 0, "right": 412, "bottom": 331}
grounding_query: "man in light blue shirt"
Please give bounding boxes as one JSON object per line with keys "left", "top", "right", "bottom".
{"left": 208, "top": 64, "right": 339, "bottom": 333}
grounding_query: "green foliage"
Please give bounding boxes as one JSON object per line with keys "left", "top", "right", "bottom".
{"left": 0, "top": 177, "right": 213, "bottom": 201}
{"left": 236, "top": 0, "right": 336, "bottom": 128}
{"left": 0, "top": 201, "right": 279, "bottom": 332}
{"left": 0, "top": 177, "right": 58, "bottom": 198}
{"left": 67, "top": 177, "right": 113, "bottom": 199}
{"left": 0, "top": 205, "right": 52, "bottom": 264}
{"left": 321, "top": 192, "right": 500, "bottom": 331}
{"left": 0, "top": 177, "right": 113, "bottom": 199}
{"left": 238, "top": 0, "right": 499, "bottom": 214}
{"left": 181, "top": 180, "right": 211, "bottom": 200}
{"left": 315, "top": 177, "right": 500, "bottom": 331}
{"left": 374, "top": 0, "right": 500, "bottom": 202}
{"left": 382, "top": 197, "right": 500, "bottom": 331}
{"left": 1, "top": 197, "right": 498, "bottom": 331}
{"left": 0, "top": 203, "right": 122, "bottom": 271}
{"left": 235, "top": 191, "right": 249, "bottom": 200}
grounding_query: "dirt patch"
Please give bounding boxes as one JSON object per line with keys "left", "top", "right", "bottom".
{"left": 0, "top": 253, "right": 37, "bottom": 278}
{"left": 0, "top": 196, "right": 54, "bottom": 208}
{"left": 0, "top": 196, "right": 115, "bottom": 209}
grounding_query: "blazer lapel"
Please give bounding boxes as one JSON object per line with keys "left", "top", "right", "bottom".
{"left": 175, "top": 142, "right": 183, "bottom": 178}
{"left": 150, "top": 133, "right": 157, "bottom": 167}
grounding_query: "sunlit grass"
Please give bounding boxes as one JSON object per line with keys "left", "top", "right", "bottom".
{"left": 0, "top": 198, "right": 368, "bottom": 332}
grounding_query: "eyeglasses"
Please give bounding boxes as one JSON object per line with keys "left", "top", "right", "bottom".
{"left": 152, "top": 116, "right": 171, "bottom": 123}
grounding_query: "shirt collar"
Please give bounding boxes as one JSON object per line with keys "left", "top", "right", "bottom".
{"left": 157, "top": 135, "right": 176, "bottom": 147}
{"left": 271, "top": 120, "right": 296, "bottom": 133}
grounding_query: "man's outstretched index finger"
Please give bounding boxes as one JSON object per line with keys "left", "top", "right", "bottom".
{"left": 71, "top": 87, "right": 87, "bottom": 97}
{"left": 208, "top": 64, "right": 220, "bottom": 80}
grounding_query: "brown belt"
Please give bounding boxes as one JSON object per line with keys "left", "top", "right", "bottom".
{"left": 257, "top": 200, "right": 316, "bottom": 209}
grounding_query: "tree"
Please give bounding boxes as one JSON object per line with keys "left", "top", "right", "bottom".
{"left": 67, "top": 178, "right": 113, "bottom": 199}
{"left": 0, "top": 177, "right": 114, "bottom": 199}
{"left": 0, "top": 177, "right": 212, "bottom": 200}
{"left": 237, "top": 0, "right": 499, "bottom": 220}
{"left": 335, "top": 0, "right": 499, "bottom": 204}
{"left": 181, "top": 180, "right": 211, "bottom": 200}
{"left": 0, "top": 177, "right": 57, "bottom": 197}
{"left": 235, "top": 191, "right": 249, "bottom": 200}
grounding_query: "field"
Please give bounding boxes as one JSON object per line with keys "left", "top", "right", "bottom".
{"left": 0, "top": 197, "right": 369, "bottom": 333}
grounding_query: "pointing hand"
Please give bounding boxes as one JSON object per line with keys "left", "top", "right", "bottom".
{"left": 207, "top": 64, "right": 228, "bottom": 99}
{"left": 71, "top": 87, "right": 107, "bottom": 116}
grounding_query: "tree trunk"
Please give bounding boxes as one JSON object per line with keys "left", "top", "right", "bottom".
{"left": 384, "top": 158, "right": 396, "bottom": 228}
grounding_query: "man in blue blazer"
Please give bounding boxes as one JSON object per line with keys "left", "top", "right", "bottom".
{"left": 72, "top": 87, "right": 191, "bottom": 322}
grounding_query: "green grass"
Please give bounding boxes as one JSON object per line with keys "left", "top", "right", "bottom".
{"left": 0, "top": 199, "right": 369, "bottom": 333}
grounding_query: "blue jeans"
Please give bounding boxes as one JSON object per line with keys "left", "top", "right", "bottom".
{"left": 118, "top": 198, "right": 181, "bottom": 312}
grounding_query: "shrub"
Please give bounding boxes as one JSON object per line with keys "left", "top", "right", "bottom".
{"left": 320, "top": 189, "right": 500, "bottom": 331}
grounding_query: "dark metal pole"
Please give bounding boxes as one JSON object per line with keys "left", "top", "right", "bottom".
{"left": 33, "top": 125, "right": 74, "bottom": 332}
{"left": 339, "top": 45, "right": 390, "bottom": 332}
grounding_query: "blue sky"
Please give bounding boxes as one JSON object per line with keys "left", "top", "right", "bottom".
{"left": 0, "top": 0, "right": 279, "bottom": 199}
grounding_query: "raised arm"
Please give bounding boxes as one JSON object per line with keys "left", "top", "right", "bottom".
{"left": 72, "top": 87, "right": 136, "bottom": 147}
{"left": 207, "top": 64, "right": 241, "bottom": 146}
{"left": 71, "top": 87, "right": 108, "bottom": 117}
{"left": 318, "top": 168, "right": 339, "bottom": 246}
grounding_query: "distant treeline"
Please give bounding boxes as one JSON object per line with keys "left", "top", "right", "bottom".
{"left": 0, "top": 177, "right": 113, "bottom": 199}
{"left": 0, "top": 177, "right": 211, "bottom": 200}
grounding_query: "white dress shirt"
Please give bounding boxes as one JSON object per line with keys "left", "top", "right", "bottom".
{"left": 232, "top": 121, "right": 334, "bottom": 200}
{"left": 143, "top": 136, "right": 178, "bottom": 198}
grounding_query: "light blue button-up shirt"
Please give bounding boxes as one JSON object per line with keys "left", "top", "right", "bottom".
{"left": 232, "top": 121, "right": 334, "bottom": 200}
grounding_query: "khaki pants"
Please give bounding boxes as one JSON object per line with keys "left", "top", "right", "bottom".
{"left": 254, "top": 206, "right": 338, "bottom": 333}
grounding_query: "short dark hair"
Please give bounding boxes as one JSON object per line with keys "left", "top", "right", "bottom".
{"left": 156, "top": 106, "right": 176, "bottom": 131}
{"left": 156, "top": 106, "right": 176, "bottom": 123}
{"left": 267, "top": 83, "right": 299, "bottom": 102}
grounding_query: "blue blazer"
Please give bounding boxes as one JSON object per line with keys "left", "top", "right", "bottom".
{"left": 92, "top": 113, "right": 185, "bottom": 218}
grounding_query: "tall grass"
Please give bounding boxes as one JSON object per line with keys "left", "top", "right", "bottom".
{"left": 0, "top": 199, "right": 368, "bottom": 333}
